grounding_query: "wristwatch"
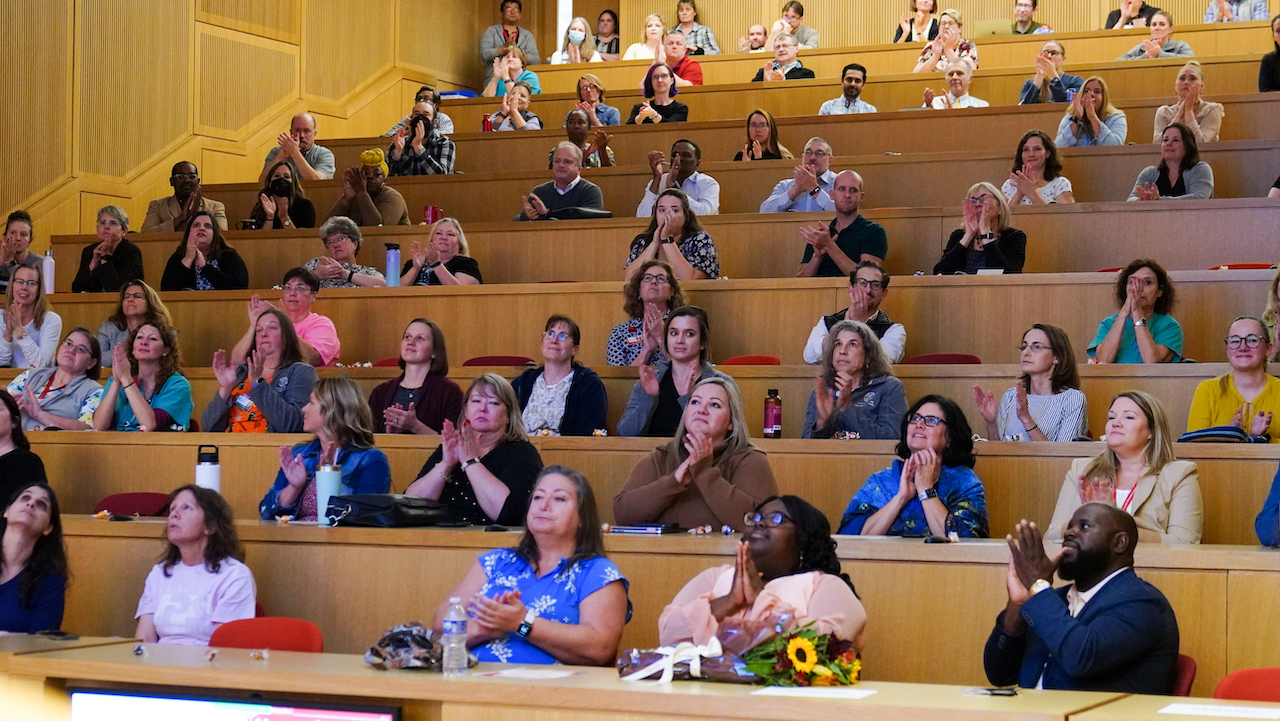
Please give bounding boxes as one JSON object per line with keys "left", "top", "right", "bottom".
{"left": 459, "top": 457, "right": 481, "bottom": 472}
{"left": 917, "top": 487, "right": 939, "bottom": 502}
{"left": 1134, "top": 318, "right": 1147, "bottom": 327}
{"left": 978, "top": 232, "right": 996, "bottom": 241}
{"left": 1030, "top": 579, "right": 1053, "bottom": 596}
{"left": 517, "top": 608, "right": 536, "bottom": 637}
{"left": 808, "top": 186, "right": 822, "bottom": 197}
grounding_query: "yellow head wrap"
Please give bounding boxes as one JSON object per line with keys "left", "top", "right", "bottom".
{"left": 361, "top": 148, "right": 389, "bottom": 178}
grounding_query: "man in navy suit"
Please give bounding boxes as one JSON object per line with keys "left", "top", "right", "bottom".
{"left": 984, "top": 503, "right": 1179, "bottom": 694}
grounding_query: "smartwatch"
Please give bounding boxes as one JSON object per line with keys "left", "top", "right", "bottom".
{"left": 459, "top": 457, "right": 481, "bottom": 472}
{"left": 517, "top": 608, "right": 536, "bottom": 638}
{"left": 917, "top": 487, "right": 939, "bottom": 502}
{"left": 808, "top": 186, "right": 821, "bottom": 197}
{"left": 1030, "top": 579, "right": 1053, "bottom": 596}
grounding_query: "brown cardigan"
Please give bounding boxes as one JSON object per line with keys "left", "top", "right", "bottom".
{"left": 613, "top": 445, "right": 779, "bottom": 531}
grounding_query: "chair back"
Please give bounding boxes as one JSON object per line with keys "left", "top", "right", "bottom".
{"left": 373, "top": 357, "right": 400, "bottom": 367}
{"left": 1172, "top": 653, "right": 1197, "bottom": 696}
{"left": 1214, "top": 667, "right": 1280, "bottom": 701}
{"left": 462, "top": 355, "right": 535, "bottom": 367}
{"left": 720, "top": 354, "right": 781, "bottom": 365}
{"left": 209, "top": 617, "right": 324, "bottom": 653}
{"left": 902, "top": 353, "right": 981, "bottom": 365}
{"left": 93, "top": 492, "right": 170, "bottom": 517}
{"left": 1211, "top": 263, "right": 1274, "bottom": 270}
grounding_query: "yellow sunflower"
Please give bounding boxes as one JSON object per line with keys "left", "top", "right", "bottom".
{"left": 786, "top": 637, "right": 818, "bottom": 674}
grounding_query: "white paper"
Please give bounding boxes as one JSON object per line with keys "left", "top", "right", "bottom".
{"left": 752, "top": 687, "right": 878, "bottom": 700}
{"left": 1158, "top": 702, "right": 1280, "bottom": 719}
{"left": 476, "top": 667, "right": 578, "bottom": 680}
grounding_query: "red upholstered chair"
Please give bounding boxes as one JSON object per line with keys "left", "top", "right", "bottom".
{"left": 1096, "top": 267, "right": 1124, "bottom": 273}
{"left": 1172, "top": 654, "right": 1197, "bottom": 697}
{"left": 462, "top": 355, "right": 535, "bottom": 367}
{"left": 720, "top": 355, "right": 781, "bottom": 365}
{"left": 93, "top": 493, "right": 170, "bottom": 517}
{"left": 1214, "top": 667, "right": 1280, "bottom": 701}
{"left": 209, "top": 617, "right": 324, "bottom": 653}
{"left": 902, "top": 353, "right": 981, "bottom": 365}
{"left": 373, "top": 357, "right": 400, "bottom": 367}
{"left": 1211, "top": 263, "right": 1275, "bottom": 270}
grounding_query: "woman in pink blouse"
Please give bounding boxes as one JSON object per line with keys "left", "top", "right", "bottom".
{"left": 658, "top": 495, "right": 866, "bottom": 650}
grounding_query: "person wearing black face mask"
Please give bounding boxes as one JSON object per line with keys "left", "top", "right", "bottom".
{"left": 249, "top": 161, "right": 316, "bottom": 230}
{"left": 387, "top": 102, "right": 455, "bottom": 176}
{"left": 983, "top": 504, "right": 1180, "bottom": 694}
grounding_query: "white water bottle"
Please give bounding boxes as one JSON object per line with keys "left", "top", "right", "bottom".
{"left": 385, "top": 243, "right": 400, "bottom": 287}
{"left": 441, "top": 597, "right": 468, "bottom": 676}
{"left": 194, "top": 445, "right": 220, "bottom": 493}
{"left": 42, "top": 250, "right": 54, "bottom": 294}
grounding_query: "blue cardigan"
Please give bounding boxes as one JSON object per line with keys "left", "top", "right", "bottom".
{"left": 0, "top": 569, "right": 65, "bottom": 633}
{"left": 259, "top": 439, "right": 391, "bottom": 519}
{"left": 1256, "top": 462, "right": 1280, "bottom": 546}
{"left": 511, "top": 363, "right": 608, "bottom": 436}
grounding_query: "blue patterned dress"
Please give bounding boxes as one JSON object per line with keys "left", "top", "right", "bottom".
{"left": 472, "top": 549, "right": 629, "bottom": 664}
{"left": 838, "top": 459, "right": 989, "bottom": 538}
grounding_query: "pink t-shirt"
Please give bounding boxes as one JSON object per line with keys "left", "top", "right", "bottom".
{"left": 135, "top": 557, "right": 257, "bottom": 646}
{"left": 294, "top": 312, "right": 341, "bottom": 366}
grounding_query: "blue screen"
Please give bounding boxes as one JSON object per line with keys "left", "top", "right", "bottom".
{"left": 70, "top": 691, "right": 398, "bottom": 721}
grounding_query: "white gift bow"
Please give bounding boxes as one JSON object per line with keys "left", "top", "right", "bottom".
{"left": 620, "top": 637, "right": 725, "bottom": 683}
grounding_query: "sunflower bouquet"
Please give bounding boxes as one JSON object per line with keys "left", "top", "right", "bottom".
{"left": 741, "top": 623, "right": 862, "bottom": 687}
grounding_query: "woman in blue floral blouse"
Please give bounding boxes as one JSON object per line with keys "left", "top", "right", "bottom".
{"left": 838, "top": 394, "right": 989, "bottom": 538}
{"left": 432, "top": 465, "right": 630, "bottom": 665}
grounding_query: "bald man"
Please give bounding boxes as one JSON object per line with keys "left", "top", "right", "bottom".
{"left": 984, "top": 504, "right": 1180, "bottom": 694}
{"left": 260, "top": 113, "right": 336, "bottom": 183}
{"left": 797, "top": 170, "right": 887, "bottom": 278}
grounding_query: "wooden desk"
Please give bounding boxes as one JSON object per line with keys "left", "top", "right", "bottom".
{"left": 0, "top": 635, "right": 130, "bottom": 675}
{"left": 1070, "top": 694, "right": 1280, "bottom": 719}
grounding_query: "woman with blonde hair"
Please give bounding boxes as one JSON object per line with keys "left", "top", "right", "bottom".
{"left": 615, "top": 376, "right": 778, "bottom": 531}
{"left": 933, "top": 182, "right": 1026, "bottom": 274}
{"left": 623, "top": 14, "right": 667, "bottom": 62}
{"left": 1044, "top": 391, "right": 1202, "bottom": 543}
{"left": 0, "top": 266, "right": 60, "bottom": 369}
{"left": 804, "top": 320, "right": 906, "bottom": 439}
{"left": 1153, "top": 61, "right": 1223, "bottom": 143}
{"left": 734, "top": 109, "right": 792, "bottom": 161}
{"left": 400, "top": 217, "right": 481, "bottom": 286}
{"left": 259, "top": 376, "right": 390, "bottom": 520}
{"left": 551, "top": 17, "right": 601, "bottom": 64}
{"left": 97, "top": 280, "right": 172, "bottom": 357}
{"left": 576, "top": 73, "right": 619, "bottom": 127}
{"left": 406, "top": 373, "right": 544, "bottom": 526}
{"left": 1187, "top": 316, "right": 1280, "bottom": 441}
{"left": 1056, "top": 76, "right": 1127, "bottom": 147}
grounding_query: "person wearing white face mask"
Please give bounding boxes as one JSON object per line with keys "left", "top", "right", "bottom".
{"left": 550, "top": 17, "right": 601, "bottom": 64}
{"left": 1117, "top": 11, "right": 1193, "bottom": 60}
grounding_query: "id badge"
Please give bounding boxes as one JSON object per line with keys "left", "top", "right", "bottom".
{"left": 234, "top": 394, "right": 256, "bottom": 411}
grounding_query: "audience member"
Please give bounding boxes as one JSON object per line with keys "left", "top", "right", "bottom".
{"left": 484, "top": 45, "right": 541, "bottom": 97}
{"left": 516, "top": 143, "right": 606, "bottom": 221}
{"left": 596, "top": 10, "right": 621, "bottom": 61}
{"left": 434, "top": 466, "right": 628, "bottom": 665}
{"left": 1265, "top": 268, "right": 1280, "bottom": 352}
{"left": 327, "top": 152, "right": 411, "bottom": 226}
{"left": 665, "top": 33, "right": 703, "bottom": 86}
{"left": 627, "top": 64, "right": 688, "bottom": 124}
{"left": 923, "top": 60, "right": 988, "bottom": 109}
{"left": 934, "top": 182, "right": 1026, "bottom": 274}
{"left": 638, "top": 140, "right": 718, "bottom": 217}
{"left": 304, "top": 217, "right": 387, "bottom": 289}
{"left": 401, "top": 218, "right": 482, "bottom": 286}
{"left": 1117, "top": 12, "right": 1193, "bottom": 60}
{"left": 71, "top": 205, "right": 144, "bottom": 293}
{"left": 480, "top": 0, "right": 540, "bottom": 85}
{"left": 249, "top": 160, "right": 317, "bottom": 229}
{"left": 738, "top": 24, "right": 769, "bottom": 53}
{"left": 259, "top": 377, "right": 391, "bottom": 520}
{"left": 1012, "top": 0, "right": 1052, "bottom": 34}
{"left": 384, "top": 86, "right": 454, "bottom": 137}
{"left": 388, "top": 104, "right": 456, "bottom": 175}
{"left": 615, "top": 377, "right": 778, "bottom": 530}
{"left": 607, "top": 260, "right": 685, "bottom": 367}
{"left": 984, "top": 507, "right": 1179, "bottom": 693}
{"left": 659, "top": 495, "right": 865, "bottom": 651}
{"left": 819, "top": 64, "right": 877, "bottom": 115}
{"left": 675, "top": 1, "right": 720, "bottom": 54}
{"left": 623, "top": 14, "right": 667, "bottom": 61}
{"left": 736, "top": 110, "right": 792, "bottom": 161}
{"left": 8, "top": 329, "right": 102, "bottom": 431}
{"left": 1129, "top": 123, "right": 1215, "bottom": 200}
{"left": 142, "top": 162, "right": 227, "bottom": 233}
{"left": 260, "top": 113, "right": 334, "bottom": 182}
{"left": 512, "top": 315, "right": 608, "bottom": 437}
{"left": 1002, "top": 130, "right": 1075, "bottom": 205}
{"left": 839, "top": 395, "right": 988, "bottom": 537}
{"left": 91, "top": 321, "right": 192, "bottom": 432}
{"left": 135, "top": 485, "right": 255, "bottom": 645}
{"left": 766, "top": 2, "right": 819, "bottom": 50}
{"left": 1256, "top": 463, "right": 1280, "bottom": 545}
{"left": 405, "top": 374, "right": 544, "bottom": 526}
{"left": 368, "top": 319, "right": 463, "bottom": 435}
{"left": 973, "top": 324, "right": 1087, "bottom": 441}
{"left": 231, "top": 269, "right": 339, "bottom": 367}
{"left": 0, "top": 404, "right": 48, "bottom": 499}
{"left": 1260, "top": 15, "right": 1280, "bottom": 91}
{"left": 625, "top": 189, "right": 720, "bottom": 282}
{"left": 1056, "top": 76, "right": 1127, "bottom": 147}
{"left": 895, "top": 0, "right": 939, "bottom": 42}
{"left": 760, "top": 137, "right": 836, "bottom": 213}
{"left": 1089, "top": 259, "right": 1183, "bottom": 363}
{"left": 0, "top": 212, "right": 41, "bottom": 296}
{"left": 752, "top": 34, "right": 814, "bottom": 82}
{"left": 1107, "top": 0, "right": 1162, "bottom": 28}
{"left": 1205, "top": 0, "right": 1268, "bottom": 22}
{"left": 576, "top": 73, "right": 620, "bottom": 127}
{"left": 0, "top": 267, "right": 60, "bottom": 369}
{"left": 1019, "top": 41, "right": 1082, "bottom": 104}
{"left": 1187, "top": 317, "right": 1280, "bottom": 440}
{"left": 550, "top": 17, "right": 601, "bottom": 64}
{"left": 160, "top": 211, "right": 249, "bottom": 291}
{"left": 913, "top": 9, "right": 978, "bottom": 72}
{"left": 558, "top": 109, "right": 614, "bottom": 168}
{"left": 1044, "top": 391, "right": 1202, "bottom": 543}
{"left": 804, "top": 320, "right": 907, "bottom": 440}
{"left": 203, "top": 309, "right": 316, "bottom": 434}
{"left": 97, "top": 281, "right": 171, "bottom": 357}
{"left": 0, "top": 482, "right": 64, "bottom": 633}
{"left": 798, "top": 171, "right": 888, "bottom": 277}
{"left": 617, "top": 306, "right": 736, "bottom": 437}
{"left": 803, "top": 261, "right": 906, "bottom": 364}
{"left": 489, "top": 81, "right": 542, "bottom": 131}
{"left": 1153, "top": 62, "right": 1223, "bottom": 143}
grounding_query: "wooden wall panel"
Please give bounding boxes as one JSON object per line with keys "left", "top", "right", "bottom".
{"left": 302, "top": 0, "right": 395, "bottom": 102}
{"left": 197, "top": 26, "right": 299, "bottom": 137}
{"left": 397, "top": 0, "right": 489, "bottom": 90}
{"left": 198, "top": 0, "right": 300, "bottom": 41}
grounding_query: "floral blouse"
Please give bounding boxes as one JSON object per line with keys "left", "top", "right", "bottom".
{"left": 838, "top": 459, "right": 989, "bottom": 538}
{"left": 918, "top": 39, "right": 978, "bottom": 71}
{"left": 625, "top": 232, "right": 719, "bottom": 279}
{"left": 303, "top": 258, "right": 385, "bottom": 289}
{"left": 523, "top": 371, "right": 573, "bottom": 435}
{"left": 606, "top": 317, "right": 669, "bottom": 367}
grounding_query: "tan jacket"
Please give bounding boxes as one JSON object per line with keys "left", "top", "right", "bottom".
{"left": 141, "top": 196, "right": 228, "bottom": 233}
{"left": 1045, "top": 458, "right": 1202, "bottom": 544}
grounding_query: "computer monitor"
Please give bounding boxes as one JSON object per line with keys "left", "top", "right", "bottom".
{"left": 70, "top": 689, "right": 400, "bottom": 721}
{"left": 970, "top": 19, "right": 1012, "bottom": 37}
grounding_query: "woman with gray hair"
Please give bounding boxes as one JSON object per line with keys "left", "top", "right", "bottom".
{"left": 71, "top": 206, "right": 145, "bottom": 293}
{"left": 933, "top": 182, "right": 1027, "bottom": 274}
{"left": 804, "top": 320, "right": 906, "bottom": 440}
{"left": 304, "top": 216, "right": 386, "bottom": 289}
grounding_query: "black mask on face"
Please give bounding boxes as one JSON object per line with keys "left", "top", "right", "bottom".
{"left": 270, "top": 178, "right": 292, "bottom": 197}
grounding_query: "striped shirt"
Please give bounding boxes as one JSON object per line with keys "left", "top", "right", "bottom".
{"left": 995, "top": 386, "right": 1087, "bottom": 441}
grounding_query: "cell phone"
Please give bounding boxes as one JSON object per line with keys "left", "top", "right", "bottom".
{"left": 964, "top": 687, "right": 1018, "bottom": 696}
{"left": 37, "top": 630, "right": 81, "bottom": 641}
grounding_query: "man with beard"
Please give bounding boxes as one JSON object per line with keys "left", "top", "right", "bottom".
{"left": 819, "top": 64, "right": 878, "bottom": 115}
{"left": 983, "top": 504, "right": 1179, "bottom": 694}
{"left": 143, "top": 162, "right": 227, "bottom": 233}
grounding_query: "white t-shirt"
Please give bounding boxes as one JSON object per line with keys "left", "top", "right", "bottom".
{"left": 1001, "top": 176, "right": 1073, "bottom": 204}
{"left": 135, "top": 557, "right": 257, "bottom": 646}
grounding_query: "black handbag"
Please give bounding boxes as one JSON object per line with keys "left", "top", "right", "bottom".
{"left": 326, "top": 494, "right": 451, "bottom": 527}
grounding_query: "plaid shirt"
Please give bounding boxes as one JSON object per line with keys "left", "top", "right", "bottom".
{"left": 677, "top": 22, "right": 720, "bottom": 54}
{"left": 386, "top": 131, "right": 455, "bottom": 175}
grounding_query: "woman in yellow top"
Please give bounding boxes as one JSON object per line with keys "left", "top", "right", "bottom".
{"left": 1187, "top": 316, "right": 1280, "bottom": 442}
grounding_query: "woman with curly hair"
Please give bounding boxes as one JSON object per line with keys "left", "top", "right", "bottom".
{"left": 1088, "top": 259, "right": 1182, "bottom": 364}
{"left": 0, "top": 482, "right": 67, "bottom": 633}
{"left": 658, "top": 494, "right": 866, "bottom": 651}
{"left": 92, "top": 321, "right": 191, "bottom": 432}
{"left": 96, "top": 280, "right": 172, "bottom": 357}
{"left": 606, "top": 259, "right": 686, "bottom": 367}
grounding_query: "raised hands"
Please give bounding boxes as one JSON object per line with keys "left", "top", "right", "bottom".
{"left": 714, "top": 541, "right": 764, "bottom": 619}
{"left": 259, "top": 193, "right": 277, "bottom": 220}
{"left": 1006, "top": 519, "right": 1062, "bottom": 591}
{"left": 111, "top": 342, "right": 133, "bottom": 385}
{"left": 742, "top": 139, "right": 763, "bottom": 161}
{"left": 439, "top": 419, "right": 463, "bottom": 470}
{"left": 972, "top": 385, "right": 998, "bottom": 424}
{"left": 673, "top": 428, "right": 713, "bottom": 485}
{"left": 639, "top": 363, "right": 661, "bottom": 396}
{"left": 469, "top": 589, "right": 524, "bottom": 634}
{"left": 1078, "top": 473, "right": 1116, "bottom": 504}
{"left": 246, "top": 349, "right": 266, "bottom": 383}
{"left": 278, "top": 445, "right": 308, "bottom": 489}
{"left": 391, "top": 126, "right": 408, "bottom": 154}
{"left": 212, "top": 349, "right": 239, "bottom": 394}
{"left": 792, "top": 164, "right": 818, "bottom": 195}
{"left": 409, "top": 239, "right": 439, "bottom": 268}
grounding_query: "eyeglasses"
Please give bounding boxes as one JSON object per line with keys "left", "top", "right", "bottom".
{"left": 282, "top": 284, "right": 315, "bottom": 295}
{"left": 748, "top": 121, "right": 770, "bottom": 130}
{"left": 641, "top": 274, "right": 669, "bottom": 285}
{"left": 324, "top": 235, "right": 353, "bottom": 248}
{"left": 1018, "top": 342, "right": 1050, "bottom": 352}
{"left": 1226, "top": 334, "right": 1265, "bottom": 349}
{"left": 11, "top": 278, "right": 39, "bottom": 288}
{"left": 121, "top": 292, "right": 146, "bottom": 301}
{"left": 908, "top": 413, "right": 947, "bottom": 427}
{"left": 853, "top": 278, "right": 883, "bottom": 291}
{"left": 60, "top": 339, "right": 91, "bottom": 355}
{"left": 171, "top": 173, "right": 199, "bottom": 181}
{"left": 1042, "top": 50, "right": 1063, "bottom": 57}
{"left": 802, "top": 149, "right": 829, "bottom": 158}
{"left": 968, "top": 194, "right": 995, "bottom": 204}
{"left": 544, "top": 331, "right": 571, "bottom": 342}
{"left": 578, "top": 84, "right": 599, "bottom": 93}
{"left": 744, "top": 511, "right": 794, "bottom": 529}
{"left": 97, "top": 219, "right": 122, "bottom": 228}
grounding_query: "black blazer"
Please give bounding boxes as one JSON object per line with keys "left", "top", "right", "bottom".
{"left": 751, "top": 65, "right": 816, "bottom": 82}
{"left": 934, "top": 228, "right": 1027, "bottom": 275}
{"left": 160, "top": 248, "right": 249, "bottom": 291}
{"left": 71, "top": 238, "right": 144, "bottom": 293}
{"left": 893, "top": 17, "right": 939, "bottom": 43}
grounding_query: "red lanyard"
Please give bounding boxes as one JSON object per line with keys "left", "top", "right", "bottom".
{"left": 38, "top": 374, "right": 67, "bottom": 399}
{"left": 1119, "top": 486, "right": 1138, "bottom": 513}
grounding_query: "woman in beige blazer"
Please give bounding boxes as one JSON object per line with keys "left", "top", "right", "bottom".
{"left": 1044, "top": 390, "right": 1202, "bottom": 544}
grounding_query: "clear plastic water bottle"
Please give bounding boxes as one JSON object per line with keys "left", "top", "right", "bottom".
{"left": 441, "top": 596, "right": 468, "bottom": 676}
